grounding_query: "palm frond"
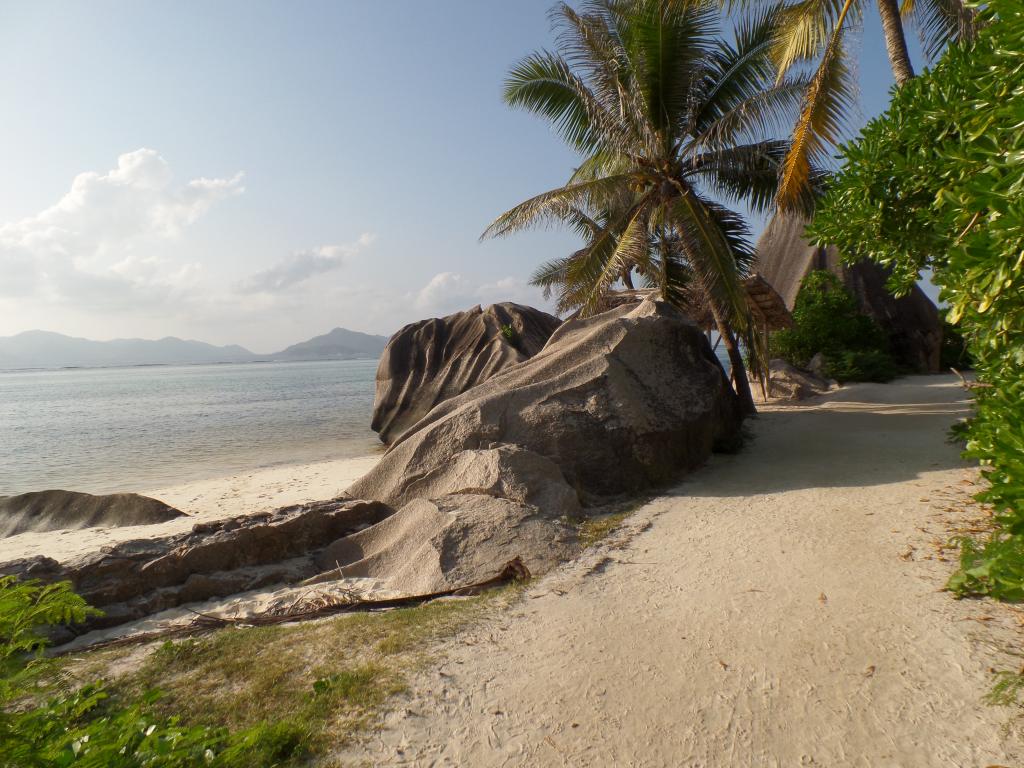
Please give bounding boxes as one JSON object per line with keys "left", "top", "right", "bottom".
{"left": 619, "top": 0, "right": 718, "bottom": 142}
{"left": 552, "top": 2, "right": 657, "bottom": 155}
{"left": 691, "top": 76, "right": 811, "bottom": 151}
{"left": 689, "top": 140, "right": 787, "bottom": 212}
{"left": 568, "top": 148, "right": 634, "bottom": 183}
{"left": 481, "top": 174, "right": 636, "bottom": 239}
{"left": 770, "top": 0, "right": 861, "bottom": 77}
{"left": 670, "top": 190, "right": 751, "bottom": 329}
{"left": 580, "top": 198, "right": 654, "bottom": 315}
{"left": 504, "top": 51, "right": 634, "bottom": 154}
{"left": 530, "top": 256, "right": 573, "bottom": 300}
{"left": 689, "top": 140, "right": 827, "bottom": 214}
{"left": 691, "top": 3, "right": 785, "bottom": 136}
{"left": 900, "top": 0, "right": 977, "bottom": 61}
{"left": 776, "top": 0, "right": 857, "bottom": 210}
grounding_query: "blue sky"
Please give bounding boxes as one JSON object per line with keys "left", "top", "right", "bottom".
{"left": 0, "top": 1, "right": 927, "bottom": 351}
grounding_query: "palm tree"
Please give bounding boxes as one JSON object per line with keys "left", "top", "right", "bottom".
{"left": 763, "top": 0, "right": 977, "bottom": 205}
{"left": 482, "top": 0, "right": 822, "bottom": 415}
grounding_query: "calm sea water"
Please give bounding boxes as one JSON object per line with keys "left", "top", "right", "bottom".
{"left": 0, "top": 360, "right": 382, "bottom": 496}
{"left": 0, "top": 346, "right": 736, "bottom": 496}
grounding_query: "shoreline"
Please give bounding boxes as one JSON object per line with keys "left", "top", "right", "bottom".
{"left": 0, "top": 453, "right": 380, "bottom": 565}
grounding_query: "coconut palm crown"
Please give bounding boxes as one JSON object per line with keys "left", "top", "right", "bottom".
{"left": 756, "top": 0, "right": 977, "bottom": 206}
{"left": 482, "top": 0, "right": 824, "bottom": 414}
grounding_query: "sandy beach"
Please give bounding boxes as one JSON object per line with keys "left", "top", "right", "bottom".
{"left": 0, "top": 453, "right": 380, "bottom": 564}
{"left": 342, "top": 375, "right": 1023, "bottom": 767}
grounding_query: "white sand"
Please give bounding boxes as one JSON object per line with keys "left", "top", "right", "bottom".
{"left": 343, "top": 376, "right": 1024, "bottom": 767}
{"left": 0, "top": 454, "right": 380, "bottom": 564}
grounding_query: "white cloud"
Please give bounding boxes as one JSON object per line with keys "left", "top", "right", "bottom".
{"left": 0, "top": 148, "right": 244, "bottom": 306}
{"left": 0, "top": 149, "right": 559, "bottom": 350}
{"left": 413, "top": 271, "right": 473, "bottom": 312}
{"left": 239, "top": 233, "right": 376, "bottom": 293}
{"left": 412, "top": 271, "right": 553, "bottom": 318}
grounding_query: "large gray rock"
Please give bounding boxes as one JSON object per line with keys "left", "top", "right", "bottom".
{"left": 351, "top": 297, "right": 742, "bottom": 506}
{"left": 753, "top": 359, "right": 835, "bottom": 401}
{"left": 0, "top": 498, "right": 391, "bottom": 633}
{"left": 374, "top": 444, "right": 581, "bottom": 517}
{"left": 0, "top": 490, "right": 184, "bottom": 538}
{"left": 371, "top": 302, "right": 561, "bottom": 444}
{"left": 314, "top": 494, "right": 577, "bottom": 594}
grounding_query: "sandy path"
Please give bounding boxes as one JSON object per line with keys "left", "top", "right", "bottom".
{"left": 344, "top": 376, "right": 1022, "bottom": 767}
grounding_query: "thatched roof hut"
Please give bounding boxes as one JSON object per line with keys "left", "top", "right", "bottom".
{"left": 754, "top": 215, "right": 942, "bottom": 372}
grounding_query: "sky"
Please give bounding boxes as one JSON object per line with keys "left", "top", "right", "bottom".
{"left": 0, "top": 1, "right": 931, "bottom": 352}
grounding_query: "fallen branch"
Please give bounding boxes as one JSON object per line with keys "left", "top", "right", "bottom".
{"left": 951, "top": 367, "right": 992, "bottom": 390}
{"left": 57, "top": 557, "right": 531, "bottom": 655}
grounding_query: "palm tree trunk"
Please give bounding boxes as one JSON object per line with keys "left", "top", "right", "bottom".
{"left": 710, "top": 305, "right": 757, "bottom": 417}
{"left": 876, "top": 0, "right": 915, "bottom": 84}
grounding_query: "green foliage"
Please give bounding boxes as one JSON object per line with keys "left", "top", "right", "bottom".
{"left": 0, "top": 578, "right": 220, "bottom": 767}
{"left": 824, "top": 349, "right": 900, "bottom": 384}
{"left": 499, "top": 324, "right": 520, "bottom": 346}
{"left": 0, "top": 577, "right": 96, "bottom": 675}
{"left": 811, "top": 0, "right": 1024, "bottom": 599}
{"left": 769, "top": 271, "right": 898, "bottom": 382}
{"left": 984, "top": 667, "right": 1024, "bottom": 707}
{"left": 947, "top": 535, "right": 1024, "bottom": 601}
{"left": 0, "top": 577, "right": 305, "bottom": 768}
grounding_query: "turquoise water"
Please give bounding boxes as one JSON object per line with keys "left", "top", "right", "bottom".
{"left": 0, "top": 360, "right": 381, "bottom": 496}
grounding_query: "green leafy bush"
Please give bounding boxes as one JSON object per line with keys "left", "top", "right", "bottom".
{"left": 825, "top": 349, "right": 900, "bottom": 384}
{"left": 811, "top": 0, "right": 1024, "bottom": 599}
{"left": 0, "top": 576, "right": 303, "bottom": 768}
{"left": 770, "top": 271, "right": 897, "bottom": 382}
{"left": 0, "top": 577, "right": 225, "bottom": 767}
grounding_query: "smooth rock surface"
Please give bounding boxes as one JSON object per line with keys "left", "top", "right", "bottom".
{"left": 755, "top": 358, "right": 835, "bottom": 401}
{"left": 0, "top": 490, "right": 184, "bottom": 538}
{"left": 0, "top": 498, "right": 391, "bottom": 633}
{"left": 351, "top": 298, "right": 742, "bottom": 506}
{"left": 370, "top": 445, "right": 581, "bottom": 518}
{"left": 316, "top": 494, "right": 577, "bottom": 594}
{"left": 371, "top": 302, "right": 561, "bottom": 444}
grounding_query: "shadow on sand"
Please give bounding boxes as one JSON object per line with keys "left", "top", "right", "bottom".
{"left": 669, "top": 376, "right": 973, "bottom": 497}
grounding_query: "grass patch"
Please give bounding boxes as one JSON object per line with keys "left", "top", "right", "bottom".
{"left": 986, "top": 668, "right": 1024, "bottom": 708}
{"left": 575, "top": 495, "right": 653, "bottom": 549}
{"left": 577, "top": 511, "right": 632, "bottom": 548}
{"left": 59, "top": 590, "right": 514, "bottom": 765}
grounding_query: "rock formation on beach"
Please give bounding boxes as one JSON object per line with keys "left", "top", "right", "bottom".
{"left": 371, "top": 302, "right": 561, "bottom": 444}
{"left": 0, "top": 490, "right": 184, "bottom": 538}
{"left": 0, "top": 298, "right": 741, "bottom": 637}
{"left": 752, "top": 359, "right": 836, "bottom": 401}
{"left": 354, "top": 297, "right": 742, "bottom": 507}
{"left": 1, "top": 499, "right": 392, "bottom": 633}
{"left": 755, "top": 214, "right": 943, "bottom": 373}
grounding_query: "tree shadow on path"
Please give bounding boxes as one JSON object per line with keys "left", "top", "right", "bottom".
{"left": 672, "top": 376, "right": 973, "bottom": 497}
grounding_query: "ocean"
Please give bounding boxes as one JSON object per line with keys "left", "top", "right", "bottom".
{"left": 0, "top": 345, "right": 736, "bottom": 497}
{"left": 0, "top": 360, "right": 382, "bottom": 496}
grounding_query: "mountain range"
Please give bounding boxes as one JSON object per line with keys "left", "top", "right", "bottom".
{"left": 0, "top": 328, "right": 389, "bottom": 370}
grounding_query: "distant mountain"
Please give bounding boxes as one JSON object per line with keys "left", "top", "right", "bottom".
{"left": 269, "top": 327, "right": 388, "bottom": 361}
{"left": 0, "top": 327, "right": 390, "bottom": 370}
{"left": 0, "top": 331, "right": 257, "bottom": 370}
